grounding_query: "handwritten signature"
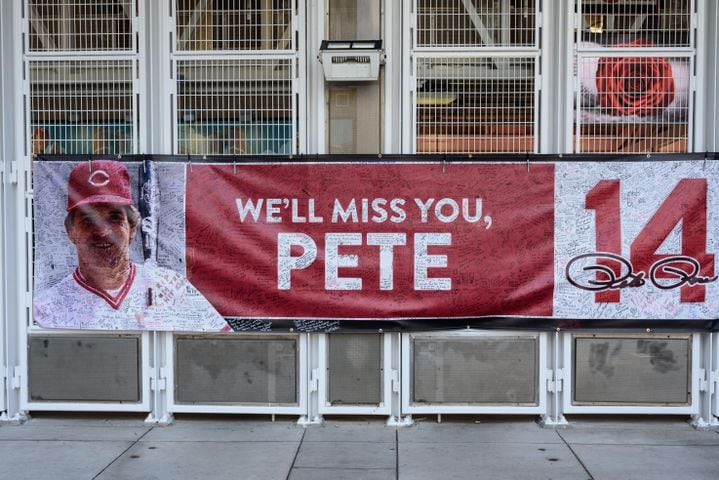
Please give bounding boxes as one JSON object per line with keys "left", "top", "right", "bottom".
{"left": 566, "top": 253, "right": 717, "bottom": 292}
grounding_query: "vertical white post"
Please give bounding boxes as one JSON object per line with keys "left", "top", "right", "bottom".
{"left": 691, "top": 333, "right": 714, "bottom": 428}
{"left": 691, "top": 0, "right": 716, "bottom": 428}
{"left": 401, "top": 0, "right": 413, "bottom": 154}
{"left": 295, "top": 0, "right": 307, "bottom": 154}
{"left": 539, "top": 0, "right": 573, "bottom": 154}
{"left": 713, "top": 0, "right": 719, "bottom": 151}
{"left": 693, "top": 0, "right": 704, "bottom": 151}
{"left": 387, "top": 332, "right": 412, "bottom": 426}
{"left": 145, "top": 0, "right": 173, "bottom": 155}
{"left": 539, "top": 331, "right": 568, "bottom": 427}
{"left": 306, "top": 0, "right": 326, "bottom": 154}
{"left": 0, "top": 0, "right": 8, "bottom": 421}
{"left": 1, "top": 0, "right": 30, "bottom": 424}
{"left": 696, "top": 0, "right": 718, "bottom": 152}
{"left": 383, "top": 0, "right": 401, "bottom": 154}
{"left": 143, "top": 0, "right": 174, "bottom": 425}
{"left": 298, "top": 332, "right": 322, "bottom": 425}
{"left": 712, "top": 332, "right": 718, "bottom": 424}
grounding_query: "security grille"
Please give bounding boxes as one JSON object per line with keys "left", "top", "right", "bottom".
{"left": 575, "top": 0, "right": 693, "bottom": 153}
{"left": 411, "top": 335, "right": 538, "bottom": 405}
{"left": 175, "top": 59, "right": 295, "bottom": 155}
{"left": 578, "top": 0, "right": 691, "bottom": 48}
{"left": 28, "top": 0, "right": 135, "bottom": 52}
{"left": 28, "top": 335, "right": 141, "bottom": 402}
{"left": 416, "top": 0, "right": 536, "bottom": 48}
{"left": 573, "top": 336, "right": 691, "bottom": 405}
{"left": 174, "top": 336, "right": 298, "bottom": 405}
{"left": 412, "top": 1, "right": 539, "bottom": 153}
{"left": 26, "top": 0, "right": 139, "bottom": 156}
{"left": 175, "top": 0, "right": 294, "bottom": 51}
{"left": 327, "top": 334, "right": 382, "bottom": 405}
{"left": 28, "top": 60, "right": 137, "bottom": 155}
{"left": 415, "top": 56, "right": 536, "bottom": 153}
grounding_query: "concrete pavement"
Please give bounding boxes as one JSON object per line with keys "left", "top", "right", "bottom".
{"left": 0, "top": 415, "right": 717, "bottom": 479}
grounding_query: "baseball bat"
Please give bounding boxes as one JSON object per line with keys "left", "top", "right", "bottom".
{"left": 138, "top": 160, "right": 159, "bottom": 262}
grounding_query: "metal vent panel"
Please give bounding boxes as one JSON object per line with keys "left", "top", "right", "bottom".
{"left": 573, "top": 337, "right": 691, "bottom": 405}
{"left": 412, "top": 336, "right": 538, "bottom": 405}
{"left": 28, "top": 335, "right": 141, "bottom": 402}
{"left": 175, "top": 337, "right": 298, "bottom": 405}
{"left": 328, "top": 334, "right": 382, "bottom": 405}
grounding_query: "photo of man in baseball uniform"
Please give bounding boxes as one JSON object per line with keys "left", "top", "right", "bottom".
{"left": 33, "top": 160, "right": 231, "bottom": 332}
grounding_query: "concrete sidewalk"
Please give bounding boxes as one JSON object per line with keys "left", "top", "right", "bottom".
{"left": 0, "top": 415, "right": 718, "bottom": 479}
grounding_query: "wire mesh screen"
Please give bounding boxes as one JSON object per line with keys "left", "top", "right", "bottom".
{"left": 576, "top": 54, "right": 690, "bottom": 153}
{"left": 579, "top": 0, "right": 691, "bottom": 48}
{"left": 29, "top": 60, "right": 137, "bottom": 155}
{"left": 575, "top": 0, "right": 692, "bottom": 153}
{"left": 415, "top": 0, "right": 536, "bottom": 47}
{"left": 176, "top": 59, "right": 294, "bottom": 155}
{"left": 28, "top": 0, "right": 135, "bottom": 52}
{"left": 175, "top": 0, "right": 294, "bottom": 51}
{"left": 415, "top": 56, "right": 535, "bottom": 153}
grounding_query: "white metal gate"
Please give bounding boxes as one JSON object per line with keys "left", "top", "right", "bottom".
{"left": 22, "top": 0, "right": 151, "bottom": 413}
{"left": 573, "top": 0, "right": 694, "bottom": 153}
{"left": 408, "top": 0, "right": 541, "bottom": 154}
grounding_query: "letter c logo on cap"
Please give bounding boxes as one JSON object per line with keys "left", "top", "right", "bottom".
{"left": 88, "top": 170, "right": 110, "bottom": 187}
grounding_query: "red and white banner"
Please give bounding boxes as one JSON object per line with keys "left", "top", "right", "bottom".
{"left": 33, "top": 156, "right": 719, "bottom": 331}
{"left": 553, "top": 161, "right": 717, "bottom": 321}
{"left": 186, "top": 163, "right": 555, "bottom": 319}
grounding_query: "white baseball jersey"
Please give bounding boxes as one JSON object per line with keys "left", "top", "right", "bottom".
{"left": 34, "top": 262, "right": 231, "bottom": 332}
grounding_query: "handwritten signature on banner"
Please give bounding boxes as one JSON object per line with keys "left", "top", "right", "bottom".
{"left": 566, "top": 253, "right": 718, "bottom": 292}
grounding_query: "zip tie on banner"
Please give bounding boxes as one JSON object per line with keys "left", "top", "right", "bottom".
{"left": 88, "top": 159, "right": 92, "bottom": 172}
{"left": 187, "top": 155, "right": 192, "bottom": 172}
{"left": 233, "top": 159, "right": 237, "bottom": 175}
{"left": 526, "top": 154, "right": 530, "bottom": 173}
{"left": 442, "top": 155, "right": 446, "bottom": 174}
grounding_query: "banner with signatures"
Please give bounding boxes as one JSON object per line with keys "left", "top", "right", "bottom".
{"left": 553, "top": 161, "right": 717, "bottom": 325}
{"left": 33, "top": 155, "right": 719, "bottom": 332}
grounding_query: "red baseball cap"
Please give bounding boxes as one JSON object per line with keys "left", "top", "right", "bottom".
{"left": 66, "top": 160, "right": 134, "bottom": 211}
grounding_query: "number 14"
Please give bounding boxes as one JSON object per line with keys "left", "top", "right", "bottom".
{"left": 586, "top": 178, "right": 714, "bottom": 303}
